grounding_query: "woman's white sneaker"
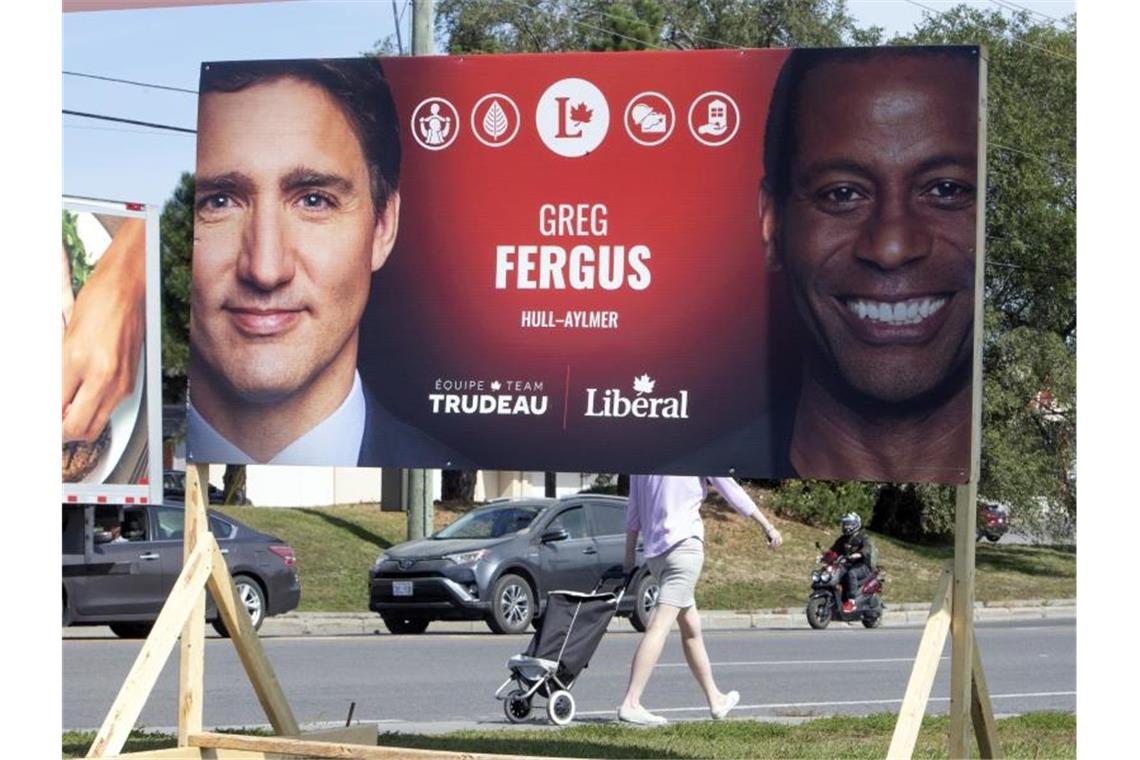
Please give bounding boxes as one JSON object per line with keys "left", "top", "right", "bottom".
{"left": 711, "top": 690, "right": 740, "bottom": 720}
{"left": 618, "top": 704, "right": 668, "bottom": 725}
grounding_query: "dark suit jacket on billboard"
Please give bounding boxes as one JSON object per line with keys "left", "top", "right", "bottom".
{"left": 358, "top": 384, "right": 473, "bottom": 469}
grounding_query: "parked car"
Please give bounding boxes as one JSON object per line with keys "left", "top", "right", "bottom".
{"left": 62, "top": 504, "right": 300, "bottom": 638}
{"left": 369, "top": 495, "right": 659, "bottom": 635}
{"left": 163, "top": 469, "right": 228, "bottom": 505}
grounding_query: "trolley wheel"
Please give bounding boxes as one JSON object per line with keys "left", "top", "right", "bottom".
{"left": 503, "top": 689, "right": 532, "bottom": 723}
{"left": 547, "top": 690, "right": 575, "bottom": 726}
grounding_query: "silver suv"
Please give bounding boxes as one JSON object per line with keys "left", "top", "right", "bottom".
{"left": 368, "top": 495, "right": 658, "bottom": 634}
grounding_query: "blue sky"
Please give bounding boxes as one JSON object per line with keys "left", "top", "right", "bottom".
{"left": 62, "top": 0, "right": 1076, "bottom": 207}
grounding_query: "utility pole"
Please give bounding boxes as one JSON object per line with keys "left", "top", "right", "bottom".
{"left": 406, "top": 0, "right": 435, "bottom": 541}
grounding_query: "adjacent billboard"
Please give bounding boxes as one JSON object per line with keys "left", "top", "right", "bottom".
{"left": 63, "top": 197, "right": 162, "bottom": 504}
{"left": 186, "top": 47, "right": 981, "bottom": 483}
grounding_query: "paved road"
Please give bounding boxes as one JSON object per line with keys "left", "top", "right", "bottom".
{"left": 63, "top": 619, "right": 1074, "bottom": 733}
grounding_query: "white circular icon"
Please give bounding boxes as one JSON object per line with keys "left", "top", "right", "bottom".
{"left": 535, "top": 78, "right": 610, "bottom": 158}
{"left": 624, "top": 91, "right": 675, "bottom": 147}
{"left": 687, "top": 91, "right": 740, "bottom": 147}
{"left": 471, "top": 93, "right": 521, "bottom": 148}
{"left": 411, "top": 97, "right": 459, "bottom": 151}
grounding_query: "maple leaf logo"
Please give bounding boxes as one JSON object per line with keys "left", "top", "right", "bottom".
{"left": 569, "top": 102, "right": 593, "bottom": 125}
{"left": 490, "top": 381, "right": 502, "bottom": 391}
{"left": 633, "top": 374, "right": 655, "bottom": 395}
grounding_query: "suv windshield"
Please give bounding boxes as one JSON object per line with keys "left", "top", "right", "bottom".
{"left": 433, "top": 505, "right": 539, "bottom": 540}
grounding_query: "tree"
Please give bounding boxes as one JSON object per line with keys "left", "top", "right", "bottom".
{"left": 159, "top": 172, "right": 194, "bottom": 406}
{"left": 433, "top": 0, "right": 878, "bottom": 54}
{"left": 160, "top": 172, "right": 250, "bottom": 505}
{"left": 886, "top": 8, "right": 1076, "bottom": 541}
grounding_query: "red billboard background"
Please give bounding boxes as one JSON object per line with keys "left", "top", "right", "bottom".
{"left": 361, "top": 50, "right": 790, "bottom": 474}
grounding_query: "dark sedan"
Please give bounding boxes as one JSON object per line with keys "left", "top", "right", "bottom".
{"left": 163, "top": 469, "right": 230, "bottom": 506}
{"left": 369, "top": 495, "right": 659, "bottom": 635}
{"left": 62, "top": 504, "right": 300, "bottom": 638}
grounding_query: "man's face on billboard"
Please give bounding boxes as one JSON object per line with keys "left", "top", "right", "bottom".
{"left": 767, "top": 55, "right": 977, "bottom": 406}
{"left": 192, "top": 77, "right": 397, "bottom": 406}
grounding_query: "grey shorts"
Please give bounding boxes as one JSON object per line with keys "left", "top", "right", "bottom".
{"left": 646, "top": 537, "right": 704, "bottom": 609}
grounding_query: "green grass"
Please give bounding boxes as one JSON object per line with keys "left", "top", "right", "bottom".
{"left": 61, "top": 713, "right": 1075, "bottom": 759}
{"left": 215, "top": 488, "right": 1075, "bottom": 613}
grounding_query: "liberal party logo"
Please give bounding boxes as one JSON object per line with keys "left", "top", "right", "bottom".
{"left": 584, "top": 374, "right": 690, "bottom": 419}
{"left": 535, "top": 78, "right": 610, "bottom": 158}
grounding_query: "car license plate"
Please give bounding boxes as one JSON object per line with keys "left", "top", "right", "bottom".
{"left": 393, "top": 581, "right": 413, "bottom": 597}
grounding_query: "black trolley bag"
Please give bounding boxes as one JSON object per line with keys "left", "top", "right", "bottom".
{"left": 494, "top": 566, "right": 628, "bottom": 724}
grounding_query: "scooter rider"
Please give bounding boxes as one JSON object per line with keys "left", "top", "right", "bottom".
{"left": 830, "top": 513, "right": 873, "bottom": 614}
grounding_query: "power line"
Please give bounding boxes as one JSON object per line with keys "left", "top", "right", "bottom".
{"left": 902, "top": 0, "right": 1075, "bottom": 63}
{"left": 63, "top": 110, "right": 196, "bottom": 134}
{"left": 64, "top": 123, "right": 186, "bottom": 137}
{"left": 989, "top": 0, "right": 1069, "bottom": 25}
{"left": 64, "top": 70, "right": 198, "bottom": 95}
{"left": 495, "top": 0, "right": 667, "bottom": 51}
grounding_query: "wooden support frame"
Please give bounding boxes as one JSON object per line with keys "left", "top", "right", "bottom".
{"left": 84, "top": 462, "right": 506, "bottom": 760}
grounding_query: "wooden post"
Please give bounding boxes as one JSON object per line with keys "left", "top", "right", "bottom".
{"left": 179, "top": 463, "right": 209, "bottom": 744}
{"left": 887, "top": 563, "right": 954, "bottom": 760}
{"left": 949, "top": 47, "right": 990, "bottom": 759}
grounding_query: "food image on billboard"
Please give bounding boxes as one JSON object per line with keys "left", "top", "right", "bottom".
{"left": 63, "top": 197, "right": 162, "bottom": 504}
{"left": 186, "top": 47, "right": 981, "bottom": 483}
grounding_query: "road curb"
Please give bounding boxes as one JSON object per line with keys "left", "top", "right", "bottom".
{"left": 252, "top": 598, "right": 1075, "bottom": 637}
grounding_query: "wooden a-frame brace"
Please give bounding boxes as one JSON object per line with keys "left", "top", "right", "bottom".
{"left": 85, "top": 463, "right": 524, "bottom": 760}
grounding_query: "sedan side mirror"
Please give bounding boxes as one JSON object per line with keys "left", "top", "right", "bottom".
{"left": 93, "top": 530, "right": 113, "bottom": 545}
{"left": 541, "top": 528, "right": 570, "bottom": 543}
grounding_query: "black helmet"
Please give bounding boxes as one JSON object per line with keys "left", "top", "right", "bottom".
{"left": 840, "top": 512, "right": 862, "bottom": 536}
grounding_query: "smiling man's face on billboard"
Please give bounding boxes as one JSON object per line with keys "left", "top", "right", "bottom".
{"left": 770, "top": 54, "right": 977, "bottom": 406}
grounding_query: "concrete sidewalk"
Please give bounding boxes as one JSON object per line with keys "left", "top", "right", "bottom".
{"left": 62, "top": 599, "right": 1075, "bottom": 639}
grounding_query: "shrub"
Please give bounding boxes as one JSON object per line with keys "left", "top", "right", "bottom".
{"left": 771, "top": 480, "right": 878, "bottom": 528}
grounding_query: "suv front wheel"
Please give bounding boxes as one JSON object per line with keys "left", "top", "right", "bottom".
{"left": 486, "top": 573, "right": 534, "bottom": 634}
{"left": 630, "top": 572, "right": 659, "bottom": 632}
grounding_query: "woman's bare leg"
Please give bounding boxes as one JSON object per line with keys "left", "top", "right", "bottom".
{"left": 677, "top": 604, "right": 727, "bottom": 708}
{"left": 621, "top": 602, "right": 681, "bottom": 710}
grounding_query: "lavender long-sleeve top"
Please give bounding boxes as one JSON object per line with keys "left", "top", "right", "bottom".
{"left": 626, "top": 475, "right": 760, "bottom": 558}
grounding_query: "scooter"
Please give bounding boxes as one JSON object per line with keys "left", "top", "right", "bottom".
{"left": 806, "top": 542, "right": 884, "bottom": 629}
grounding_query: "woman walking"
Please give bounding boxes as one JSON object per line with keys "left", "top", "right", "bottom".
{"left": 618, "top": 475, "right": 783, "bottom": 725}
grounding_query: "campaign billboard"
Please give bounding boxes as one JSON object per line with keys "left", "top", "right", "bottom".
{"left": 187, "top": 47, "right": 981, "bottom": 483}
{"left": 63, "top": 197, "right": 162, "bottom": 505}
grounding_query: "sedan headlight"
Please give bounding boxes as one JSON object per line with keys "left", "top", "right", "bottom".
{"left": 444, "top": 549, "right": 488, "bottom": 566}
